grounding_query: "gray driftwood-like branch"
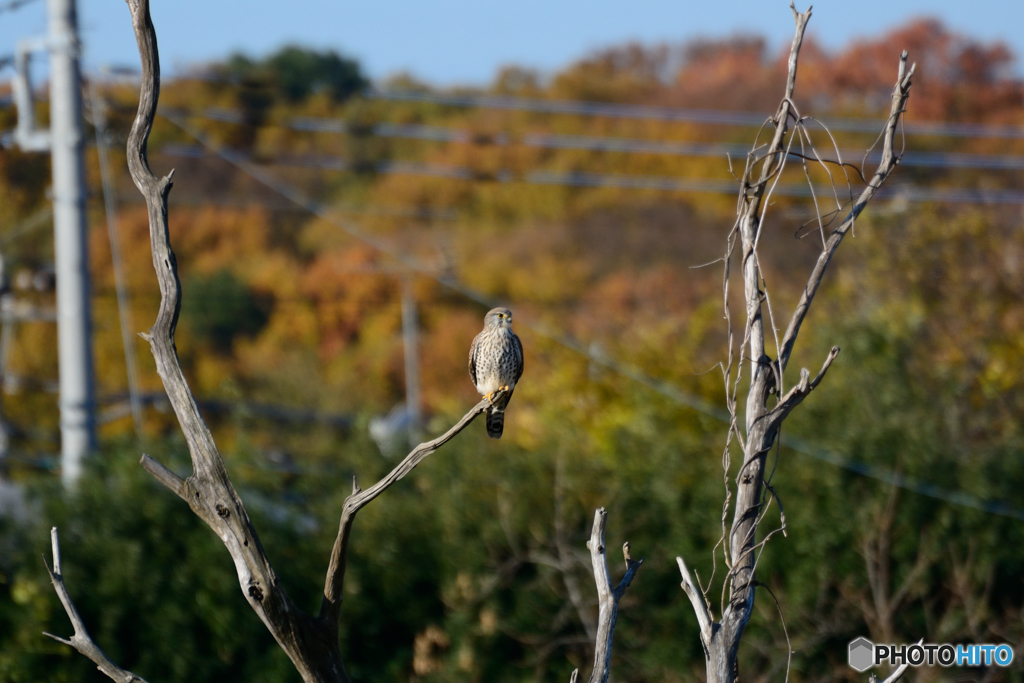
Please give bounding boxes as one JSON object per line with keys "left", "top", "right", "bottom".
{"left": 675, "top": 5, "right": 915, "bottom": 683}
{"left": 319, "top": 391, "right": 504, "bottom": 623}
{"left": 125, "top": 2, "right": 339, "bottom": 679}
{"left": 580, "top": 508, "right": 643, "bottom": 683}
{"left": 776, "top": 55, "right": 915, "bottom": 374}
{"left": 39, "top": 2, "right": 494, "bottom": 682}
{"left": 677, "top": 556, "right": 713, "bottom": 652}
{"left": 43, "top": 528, "right": 150, "bottom": 683}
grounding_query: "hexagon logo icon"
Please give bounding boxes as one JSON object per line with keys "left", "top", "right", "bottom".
{"left": 849, "top": 637, "right": 875, "bottom": 672}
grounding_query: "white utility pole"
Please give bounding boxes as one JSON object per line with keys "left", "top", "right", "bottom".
{"left": 47, "top": 0, "right": 96, "bottom": 486}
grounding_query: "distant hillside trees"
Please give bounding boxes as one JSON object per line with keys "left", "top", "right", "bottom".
{"left": 182, "top": 270, "right": 270, "bottom": 354}
{"left": 221, "top": 45, "right": 369, "bottom": 104}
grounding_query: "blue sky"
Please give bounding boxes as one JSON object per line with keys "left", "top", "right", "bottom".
{"left": 1, "top": 0, "right": 1022, "bottom": 86}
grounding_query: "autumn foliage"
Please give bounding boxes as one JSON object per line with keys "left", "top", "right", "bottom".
{"left": 0, "top": 16, "right": 1023, "bottom": 683}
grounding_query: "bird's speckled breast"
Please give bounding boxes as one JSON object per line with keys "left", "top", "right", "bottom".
{"left": 474, "top": 328, "right": 519, "bottom": 395}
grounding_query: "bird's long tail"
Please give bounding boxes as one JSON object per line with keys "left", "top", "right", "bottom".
{"left": 486, "top": 407, "right": 504, "bottom": 439}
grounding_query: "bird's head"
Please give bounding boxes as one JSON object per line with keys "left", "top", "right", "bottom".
{"left": 485, "top": 307, "right": 514, "bottom": 329}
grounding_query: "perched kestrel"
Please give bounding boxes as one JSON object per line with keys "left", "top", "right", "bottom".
{"left": 469, "top": 307, "right": 524, "bottom": 439}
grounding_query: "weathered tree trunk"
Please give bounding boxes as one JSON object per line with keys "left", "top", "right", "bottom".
{"left": 676, "top": 6, "right": 915, "bottom": 682}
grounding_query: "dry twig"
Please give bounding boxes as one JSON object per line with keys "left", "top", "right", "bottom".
{"left": 43, "top": 528, "right": 150, "bottom": 683}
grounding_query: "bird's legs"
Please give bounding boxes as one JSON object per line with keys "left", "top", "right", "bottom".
{"left": 482, "top": 386, "right": 510, "bottom": 405}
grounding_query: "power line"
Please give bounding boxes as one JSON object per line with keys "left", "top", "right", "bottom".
{"left": 198, "top": 107, "right": 1024, "bottom": 173}
{"left": 526, "top": 169, "right": 1024, "bottom": 205}
{"left": 779, "top": 433, "right": 1024, "bottom": 521}
{"left": 160, "top": 143, "right": 1024, "bottom": 206}
{"left": 0, "top": 0, "right": 40, "bottom": 15}
{"left": 115, "top": 185, "right": 458, "bottom": 220}
{"left": 90, "top": 80, "right": 143, "bottom": 438}
{"left": 173, "top": 80, "right": 1024, "bottom": 140}
{"left": 519, "top": 132, "right": 1024, "bottom": 172}
{"left": 98, "top": 392, "right": 353, "bottom": 430}
{"left": 1, "top": 204, "right": 52, "bottom": 244}
{"left": 156, "top": 109, "right": 1024, "bottom": 522}
{"left": 369, "top": 89, "right": 1024, "bottom": 141}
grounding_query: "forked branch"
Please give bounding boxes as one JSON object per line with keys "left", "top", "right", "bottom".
{"left": 677, "top": 555, "right": 713, "bottom": 651}
{"left": 765, "top": 346, "right": 840, "bottom": 428}
{"left": 320, "top": 391, "right": 504, "bottom": 622}
{"left": 43, "top": 528, "right": 150, "bottom": 683}
{"left": 777, "top": 52, "right": 916, "bottom": 374}
{"left": 718, "top": 1, "right": 813, "bottom": 638}
{"left": 685, "top": 7, "right": 915, "bottom": 683}
{"left": 122, "top": 4, "right": 330, "bottom": 679}
{"left": 584, "top": 508, "right": 644, "bottom": 683}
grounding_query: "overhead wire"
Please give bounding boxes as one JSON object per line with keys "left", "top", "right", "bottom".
{"left": 369, "top": 89, "right": 1024, "bottom": 141}
{"left": 159, "top": 142, "right": 1024, "bottom": 206}
{"left": 116, "top": 188, "right": 458, "bottom": 220}
{"left": 170, "top": 104, "right": 1024, "bottom": 206}
{"left": 0, "top": 0, "right": 39, "bottom": 15}
{"left": 1, "top": 204, "right": 52, "bottom": 245}
{"left": 89, "top": 80, "right": 144, "bottom": 437}
{"left": 154, "top": 108, "right": 1024, "bottom": 522}
{"left": 204, "top": 107, "right": 1024, "bottom": 173}
{"left": 167, "top": 79, "right": 1024, "bottom": 141}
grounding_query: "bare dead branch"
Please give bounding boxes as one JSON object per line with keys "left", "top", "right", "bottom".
{"left": 760, "top": 282, "right": 784, "bottom": 397}
{"left": 796, "top": 121, "right": 855, "bottom": 218}
{"left": 713, "top": 220, "right": 742, "bottom": 583}
{"left": 122, "top": 4, "right": 344, "bottom": 680}
{"left": 139, "top": 453, "right": 185, "bottom": 500}
{"left": 43, "top": 528, "right": 150, "bottom": 683}
{"left": 793, "top": 125, "right": 834, "bottom": 249}
{"left": 319, "top": 391, "right": 502, "bottom": 622}
{"left": 739, "top": 488, "right": 789, "bottom": 593}
{"left": 691, "top": 5, "right": 914, "bottom": 682}
{"left": 765, "top": 346, "right": 841, "bottom": 428}
{"left": 677, "top": 556, "right": 713, "bottom": 650}
{"left": 119, "top": 1, "right": 530, "bottom": 679}
{"left": 778, "top": 52, "right": 916, "bottom": 374}
{"left": 787, "top": 148, "right": 868, "bottom": 186}
{"left": 718, "top": 0, "right": 812, "bottom": 642}
{"left": 40, "top": 4, "right": 519, "bottom": 682}
{"left": 585, "top": 508, "right": 643, "bottom": 683}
